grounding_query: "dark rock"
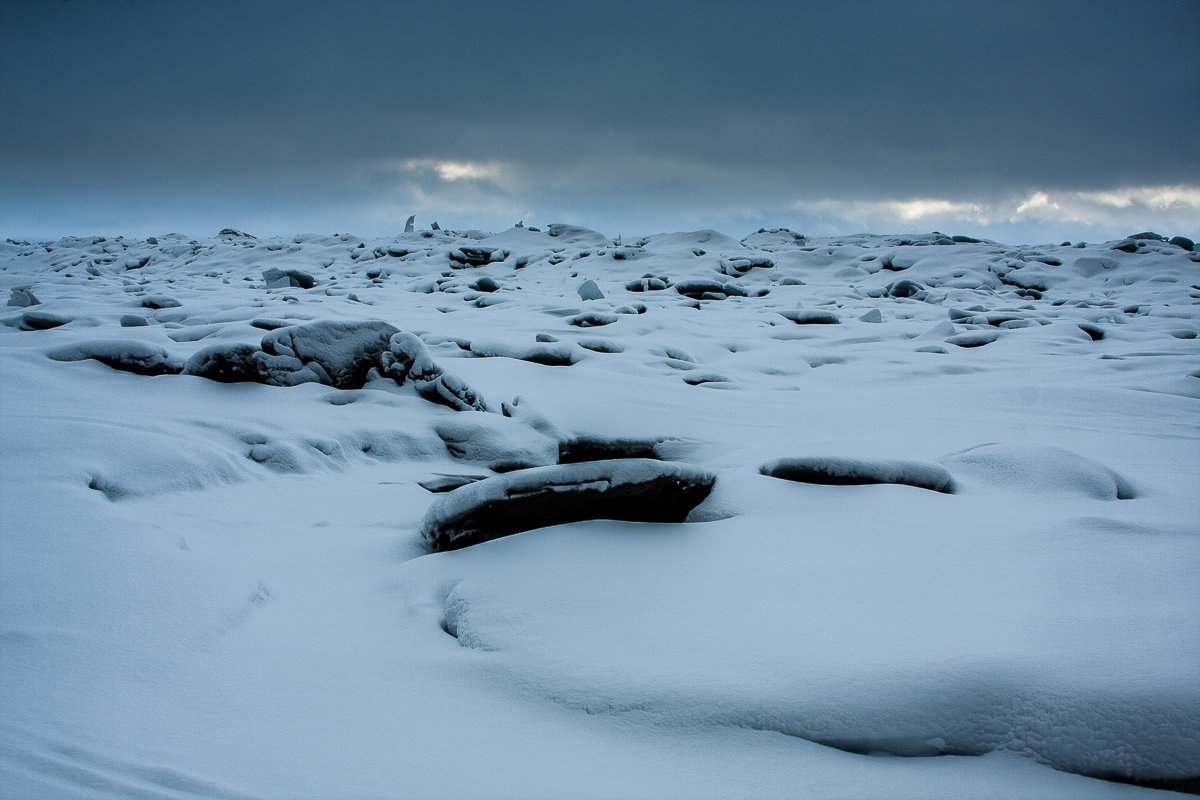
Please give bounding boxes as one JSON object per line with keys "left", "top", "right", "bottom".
{"left": 19, "top": 310, "right": 71, "bottom": 330}
{"left": 262, "top": 268, "right": 316, "bottom": 289}
{"left": 1169, "top": 236, "right": 1195, "bottom": 251}
{"left": 683, "top": 372, "right": 732, "bottom": 385}
{"left": 449, "top": 246, "right": 506, "bottom": 267}
{"left": 946, "top": 330, "right": 999, "bottom": 348}
{"left": 419, "top": 474, "right": 488, "bottom": 493}
{"left": 472, "top": 276, "right": 500, "bottom": 293}
{"left": 251, "top": 318, "right": 294, "bottom": 331}
{"left": 625, "top": 277, "right": 670, "bottom": 292}
{"left": 719, "top": 256, "right": 774, "bottom": 276}
{"left": 468, "top": 340, "right": 578, "bottom": 366}
{"left": 1111, "top": 239, "right": 1140, "bottom": 253}
{"left": 885, "top": 279, "right": 925, "bottom": 298}
{"left": 119, "top": 314, "right": 149, "bottom": 327}
{"left": 951, "top": 235, "right": 982, "bottom": 243}
{"left": 558, "top": 437, "right": 663, "bottom": 464}
{"left": 674, "top": 279, "right": 728, "bottom": 298}
{"left": 1128, "top": 231, "right": 1166, "bottom": 241}
{"left": 419, "top": 459, "right": 717, "bottom": 552}
{"left": 779, "top": 309, "right": 841, "bottom": 325}
{"left": 141, "top": 295, "right": 182, "bottom": 309}
{"left": 576, "top": 338, "right": 623, "bottom": 353}
{"left": 761, "top": 456, "right": 955, "bottom": 493}
{"left": 183, "top": 343, "right": 267, "bottom": 383}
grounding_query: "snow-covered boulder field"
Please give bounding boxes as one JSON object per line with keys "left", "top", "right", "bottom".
{"left": 1, "top": 224, "right": 1197, "bottom": 798}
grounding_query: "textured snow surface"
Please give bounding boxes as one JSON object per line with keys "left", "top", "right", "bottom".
{"left": 1, "top": 225, "right": 1198, "bottom": 798}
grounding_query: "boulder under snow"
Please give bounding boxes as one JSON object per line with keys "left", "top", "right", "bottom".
{"left": 420, "top": 459, "right": 717, "bottom": 552}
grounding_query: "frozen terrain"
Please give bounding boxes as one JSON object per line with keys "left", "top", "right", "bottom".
{"left": 1, "top": 223, "right": 1197, "bottom": 799}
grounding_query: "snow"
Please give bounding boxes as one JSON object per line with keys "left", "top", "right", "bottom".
{"left": 1, "top": 225, "right": 1197, "bottom": 797}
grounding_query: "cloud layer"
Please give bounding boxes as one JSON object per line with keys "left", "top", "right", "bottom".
{"left": 1, "top": 0, "right": 1196, "bottom": 242}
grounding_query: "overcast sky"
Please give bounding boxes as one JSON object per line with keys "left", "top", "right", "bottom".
{"left": 2, "top": 0, "right": 1197, "bottom": 242}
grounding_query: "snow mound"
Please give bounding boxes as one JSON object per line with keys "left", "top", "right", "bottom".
{"left": 419, "top": 459, "right": 716, "bottom": 552}
{"left": 941, "top": 443, "right": 1137, "bottom": 500}
{"left": 544, "top": 223, "right": 612, "bottom": 248}
{"left": 49, "top": 340, "right": 182, "bottom": 376}
{"left": 434, "top": 412, "right": 558, "bottom": 472}
{"left": 946, "top": 330, "right": 999, "bottom": 348}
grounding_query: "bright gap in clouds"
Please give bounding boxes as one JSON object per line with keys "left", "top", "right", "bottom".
{"left": 793, "top": 185, "right": 1200, "bottom": 240}
{"left": 409, "top": 159, "right": 510, "bottom": 184}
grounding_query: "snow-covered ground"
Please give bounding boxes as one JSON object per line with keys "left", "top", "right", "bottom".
{"left": 1, "top": 224, "right": 1197, "bottom": 799}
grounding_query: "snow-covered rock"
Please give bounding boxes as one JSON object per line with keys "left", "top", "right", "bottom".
{"left": 420, "top": 459, "right": 717, "bottom": 552}
{"left": 261, "top": 320, "right": 399, "bottom": 389}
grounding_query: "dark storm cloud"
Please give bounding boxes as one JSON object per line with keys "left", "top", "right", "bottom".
{"left": 2, "top": 0, "right": 1197, "bottom": 238}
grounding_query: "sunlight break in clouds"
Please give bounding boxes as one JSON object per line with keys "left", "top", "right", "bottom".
{"left": 398, "top": 158, "right": 512, "bottom": 185}
{"left": 797, "top": 186, "right": 1199, "bottom": 238}
{"left": 1079, "top": 186, "right": 1200, "bottom": 211}
{"left": 795, "top": 197, "right": 991, "bottom": 230}
{"left": 1008, "top": 185, "right": 1200, "bottom": 229}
